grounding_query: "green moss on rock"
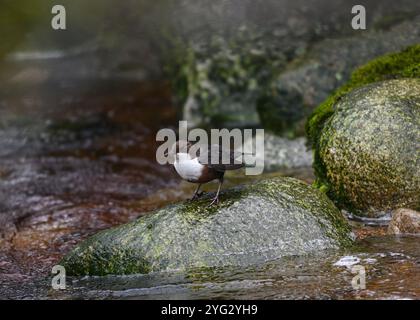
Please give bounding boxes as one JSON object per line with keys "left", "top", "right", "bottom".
{"left": 315, "top": 79, "right": 420, "bottom": 216}
{"left": 307, "top": 44, "right": 420, "bottom": 148}
{"left": 62, "top": 177, "right": 353, "bottom": 276}
{"left": 306, "top": 45, "right": 420, "bottom": 213}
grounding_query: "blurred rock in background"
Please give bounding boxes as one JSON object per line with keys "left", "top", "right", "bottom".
{"left": 2, "top": 0, "right": 420, "bottom": 135}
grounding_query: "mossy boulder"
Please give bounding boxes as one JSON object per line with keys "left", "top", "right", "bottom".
{"left": 315, "top": 79, "right": 420, "bottom": 217}
{"left": 62, "top": 177, "right": 353, "bottom": 276}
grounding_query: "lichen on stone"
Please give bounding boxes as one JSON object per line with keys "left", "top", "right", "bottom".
{"left": 305, "top": 45, "right": 420, "bottom": 212}
{"left": 61, "top": 177, "right": 353, "bottom": 276}
{"left": 313, "top": 79, "right": 420, "bottom": 216}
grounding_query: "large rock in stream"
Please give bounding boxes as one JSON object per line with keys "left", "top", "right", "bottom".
{"left": 62, "top": 177, "right": 353, "bottom": 276}
{"left": 316, "top": 79, "right": 420, "bottom": 217}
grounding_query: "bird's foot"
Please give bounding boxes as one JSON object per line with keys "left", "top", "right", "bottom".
{"left": 190, "top": 191, "right": 204, "bottom": 201}
{"left": 208, "top": 196, "right": 220, "bottom": 206}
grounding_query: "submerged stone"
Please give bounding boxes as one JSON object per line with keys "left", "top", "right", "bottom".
{"left": 62, "top": 177, "right": 353, "bottom": 276}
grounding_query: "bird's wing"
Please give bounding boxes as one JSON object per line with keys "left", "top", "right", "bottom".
{"left": 197, "top": 144, "right": 244, "bottom": 172}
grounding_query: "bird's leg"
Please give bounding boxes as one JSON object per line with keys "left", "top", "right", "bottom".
{"left": 208, "top": 178, "right": 223, "bottom": 206}
{"left": 191, "top": 184, "right": 203, "bottom": 200}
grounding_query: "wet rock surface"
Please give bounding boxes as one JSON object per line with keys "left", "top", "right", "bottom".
{"left": 318, "top": 79, "right": 420, "bottom": 217}
{"left": 62, "top": 177, "right": 353, "bottom": 276}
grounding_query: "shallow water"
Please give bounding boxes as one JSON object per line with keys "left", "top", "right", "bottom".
{"left": 0, "top": 60, "right": 418, "bottom": 300}
{"left": 62, "top": 235, "right": 419, "bottom": 300}
{"left": 2, "top": 235, "right": 418, "bottom": 300}
{"left": 0, "top": 59, "right": 180, "bottom": 293}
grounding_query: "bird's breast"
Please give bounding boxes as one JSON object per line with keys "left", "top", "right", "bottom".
{"left": 174, "top": 157, "right": 205, "bottom": 182}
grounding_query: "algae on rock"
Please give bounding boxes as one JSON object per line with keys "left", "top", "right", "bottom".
{"left": 315, "top": 79, "right": 420, "bottom": 217}
{"left": 62, "top": 177, "right": 353, "bottom": 276}
{"left": 306, "top": 45, "right": 420, "bottom": 215}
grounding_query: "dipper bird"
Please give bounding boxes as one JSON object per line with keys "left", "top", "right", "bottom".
{"left": 166, "top": 140, "right": 245, "bottom": 205}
